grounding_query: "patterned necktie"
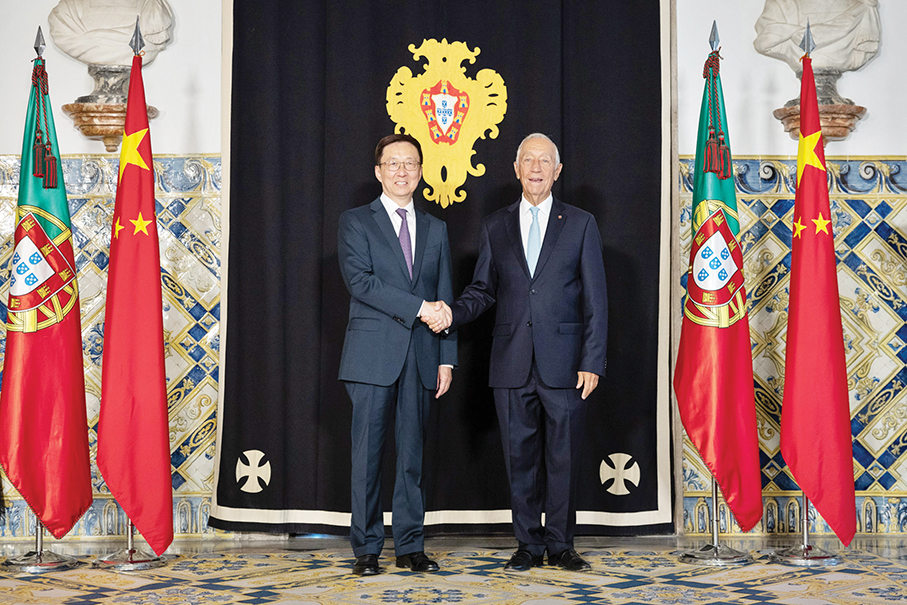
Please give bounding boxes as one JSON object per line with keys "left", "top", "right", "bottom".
{"left": 527, "top": 206, "right": 540, "bottom": 277}
{"left": 396, "top": 207, "right": 413, "bottom": 279}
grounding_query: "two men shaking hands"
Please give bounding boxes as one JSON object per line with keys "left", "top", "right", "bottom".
{"left": 340, "top": 132, "right": 607, "bottom": 576}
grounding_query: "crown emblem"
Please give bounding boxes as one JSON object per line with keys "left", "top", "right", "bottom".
{"left": 387, "top": 38, "right": 507, "bottom": 207}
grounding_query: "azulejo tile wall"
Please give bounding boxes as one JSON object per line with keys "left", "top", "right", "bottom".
{"left": 680, "top": 156, "right": 907, "bottom": 536}
{"left": 0, "top": 155, "right": 221, "bottom": 540}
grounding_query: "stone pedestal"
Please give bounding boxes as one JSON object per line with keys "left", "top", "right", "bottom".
{"left": 772, "top": 104, "right": 866, "bottom": 144}
{"left": 62, "top": 103, "right": 159, "bottom": 152}
{"left": 62, "top": 64, "right": 158, "bottom": 152}
{"left": 774, "top": 69, "right": 866, "bottom": 144}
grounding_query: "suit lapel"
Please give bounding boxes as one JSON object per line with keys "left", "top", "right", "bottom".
{"left": 504, "top": 201, "right": 532, "bottom": 280}
{"left": 410, "top": 209, "right": 430, "bottom": 285}
{"left": 370, "top": 198, "right": 412, "bottom": 282}
{"left": 532, "top": 198, "right": 566, "bottom": 280}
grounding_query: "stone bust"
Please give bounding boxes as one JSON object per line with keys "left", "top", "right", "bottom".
{"left": 754, "top": 0, "right": 881, "bottom": 73}
{"left": 48, "top": 0, "right": 174, "bottom": 66}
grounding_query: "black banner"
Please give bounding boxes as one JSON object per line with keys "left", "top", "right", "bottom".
{"left": 210, "top": 0, "right": 672, "bottom": 535}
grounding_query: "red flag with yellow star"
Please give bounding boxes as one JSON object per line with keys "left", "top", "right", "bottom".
{"left": 97, "top": 54, "right": 173, "bottom": 556}
{"left": 781, "top": 55, "right": 855, "bottom": 545}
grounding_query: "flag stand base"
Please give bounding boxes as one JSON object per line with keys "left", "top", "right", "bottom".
{"left": 95, "top": 520, "right": 167, "bottom": 571}
{"left": 769, "top": 543, "right": 841, "bottom": 567}
{"left": 2, "top": 550, "right": 79, "bottom": 574}
{"left": 680, "top": 543, "right": 751, "bottom": 566}
{"left": 679, "top": 480, "right": 752, "bottom": 566}
{"left": 769, "top": 495, "right": 842, "bottom": 567}
{"left": 95, "top": 547, "right": 166, "bottom": 571}
{"left": 3, "top": 522, "right": 80, "bottom": 573}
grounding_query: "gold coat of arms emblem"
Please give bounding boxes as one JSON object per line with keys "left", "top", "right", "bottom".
{"left": 387, "top": 38, "right": 507, "bottom": 207}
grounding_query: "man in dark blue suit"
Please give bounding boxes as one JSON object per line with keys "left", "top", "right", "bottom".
{"left": 426, "top": 133, "right": 607, "bottom": 572}
{"left": 338, "top": 134, "right": 457, "bottom": 576}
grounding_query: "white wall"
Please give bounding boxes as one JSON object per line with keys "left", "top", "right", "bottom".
{"left": 0, "top": 0, "right": 221, "bottom": 155}
{"left": 5, "top": 2, "right": 897, "bottom": 157}
{"left": 678, "top": 1, "right": 904, "bottom": 156}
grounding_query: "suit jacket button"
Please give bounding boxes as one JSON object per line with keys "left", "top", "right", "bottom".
{"left": 530, "top": 289, "right": 536, "bottom": 295}
{"left": 527, "top": 321, "right": 532, "bottom": 327}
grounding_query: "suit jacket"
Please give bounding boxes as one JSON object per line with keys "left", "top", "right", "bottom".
{"left": 451, "top": 198, "right": 607, "bottom": 389}
{"left": 338, "top": 197, "right": 457, "bottom": 388}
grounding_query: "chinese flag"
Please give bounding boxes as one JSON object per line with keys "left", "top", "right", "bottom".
{"left": 673, "top": 49, "right": 762, "bottom": 532}
{"left": 97, "top": 54, "right": 173, "bottom": 556}
{"left": 781, "top": 55, "right": 855, "bottom": 545}
{"left": 0, "top": 56, "right": 92, "bottom": 539}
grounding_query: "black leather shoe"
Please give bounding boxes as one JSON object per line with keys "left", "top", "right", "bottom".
{"left": 396, "top": 551, "right": 440, "bottom": 572}
{"left": 504, "top": 548, "right": 544, "bottom": 572}
{"left": 548, "top": 548, "right": 591, "bottom": 571}
{"left": 352, "top": 554, "right": 380, "bottom": 575}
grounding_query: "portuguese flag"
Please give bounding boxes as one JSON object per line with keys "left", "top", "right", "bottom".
{"left": 0, "top": 57, "right": 92, "bottom": 538}
{"left": 673, "top": 49, "right": 762, "bottom": 532}
{"left": 97, "top": 53, "right": 173, "bottom": 556}
{"left": 781, "top": 55, "right": 855, "bottom": 546}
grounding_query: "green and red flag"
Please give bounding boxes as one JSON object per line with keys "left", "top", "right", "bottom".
{"left": 673, "top": 49, "right": 762, "bottom": 532}
{"left": 97, "top": 53, "right": 173, "bottom": 556}
{"left": 781, "top": 55, "right": 855, "bottom": 545}
{"left": 0, "top": 56, "right": 92, "bottom": 538}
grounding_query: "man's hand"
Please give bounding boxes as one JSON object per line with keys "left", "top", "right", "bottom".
{"left": 421, "top": 300, "right": 452, "bottom": 333}
{"left": 436, "top": 365, "right": 452, "bottom": 398}
{"left": 576, "top": 371, "right": 599, "bottom": 400}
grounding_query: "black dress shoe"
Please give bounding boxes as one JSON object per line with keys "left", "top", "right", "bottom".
{"left": 396, "top": 551, "right": 440, "bottom": 572}
{"left": 548, "top": 548, "right": 591, "bottom": 571}
{"left": 504, "top": 548, "right": 544, "bottom": 572}
{"left": 352, "top": 554, "right": 380, "bottom": 575}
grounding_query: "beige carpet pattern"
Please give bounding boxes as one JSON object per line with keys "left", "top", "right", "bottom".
{"left": 2, "top": 546, "right": 907, "bottom": 604}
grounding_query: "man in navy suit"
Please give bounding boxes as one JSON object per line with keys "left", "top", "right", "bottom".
{"left": 338, "top": 134, "right": 457, "bottom": 576}
{"left": 426, "top": 133, "right": 607, "bottom": 572}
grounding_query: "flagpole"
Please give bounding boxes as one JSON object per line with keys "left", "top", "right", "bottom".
{"left": 770, "top": 22, "right": 846, "bottom": 569}
{"left": 96, "top": 23, "right": 171, "bottom": 569}
{"left": 770, "top": 494, "right": 841, "bottom": 566}
{"left": 1, "top": 516, "right": 78, "bottom": 573}
{"left": 675, "top": 21, "right": 759, "bottom": 566}
{"left": 0, "top": 30, "right": 85, "bottom": 574}
{"left": 679, "top": 477, "right": 751, "bottom": 566}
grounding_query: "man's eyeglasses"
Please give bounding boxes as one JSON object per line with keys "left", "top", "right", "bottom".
{"left": 379, "top": 160, "right": 421, "bottom": 172}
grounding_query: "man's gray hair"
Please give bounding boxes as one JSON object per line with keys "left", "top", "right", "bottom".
{"left": 515, "top": 133, "right": 561, "bottom": 165}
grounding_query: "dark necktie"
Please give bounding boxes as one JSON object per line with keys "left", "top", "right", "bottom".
{"left": 396, "top": 207, "right": 413, "bottom": 279}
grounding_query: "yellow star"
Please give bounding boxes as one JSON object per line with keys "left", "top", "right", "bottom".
{"left": 797, "top": 129, "right": 825, "bottom": 184}
{"left": 113, "top": 217, "right": 125, "bottom": 239}
{"left": 792, "top": 217, "right": 806, "bottom": 239}
{"left": 813, "top": 212, "right": 831, "bottom": 235}
{"left": 119, "top": 128, "right": 150, "bottom": 181}
{"left": 130, "top": 211, "right": 153, "bottom": 235}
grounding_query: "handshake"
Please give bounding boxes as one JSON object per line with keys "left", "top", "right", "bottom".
{"left": 421, "top": 301, "right": 452, "bottom": 333}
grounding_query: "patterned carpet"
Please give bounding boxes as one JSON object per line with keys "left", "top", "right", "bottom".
{"left": 2, "top": 546, "right": 907, "bottom": 604}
